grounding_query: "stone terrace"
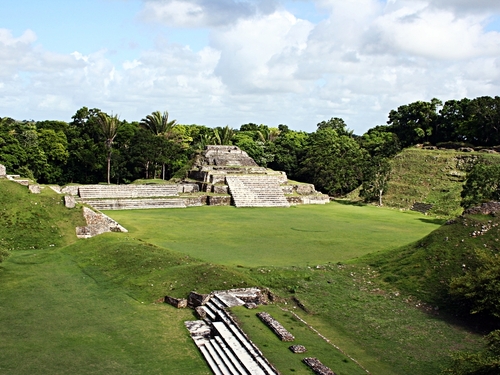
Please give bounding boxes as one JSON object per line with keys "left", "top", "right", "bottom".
{"left": 78, "top": 184, "right": 178, "bottom": 199}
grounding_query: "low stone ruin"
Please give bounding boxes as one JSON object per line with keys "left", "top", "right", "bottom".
{"left": 257, "top": 311, "right": 295, "bottom": 342}
{"left": 289, "top": 344, "right": 307, "bottom": 353}
{"left": 0, "top": 164, "right": 6, "bottom": 177}
{"left": 76, "top": 207, "right": 128, "bottom": 238}
{"left": 302, "top": 357, "right": 336, "bottom": 375}
{"left": 411, "top": 202, "right": 433, "bottom": 214}
{"left": 463, "top": 201, "right": 500, "bottom": 216}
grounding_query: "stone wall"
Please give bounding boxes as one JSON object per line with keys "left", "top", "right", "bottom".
{"left": 257, "top": 311, "right": 295, "bottom": 341}
{"left": 0, "top": 164, "right": 6, "bottom": 177}
{"left": 302, "top": 357, "right": 336, "bottom": 375}
{"left": 76, "top": 207, "right": 128, "bottom": 238}
{"left": 464, "top": 201, "right": 500, "bottom": 215}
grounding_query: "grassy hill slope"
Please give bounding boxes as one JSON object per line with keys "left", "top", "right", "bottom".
{"left": 367, "top": 148, "right": 500, "bottom": 217}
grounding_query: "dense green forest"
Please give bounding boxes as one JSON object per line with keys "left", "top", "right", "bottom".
{"left": 1, "top": 96, "right": 499, "bottom": 200}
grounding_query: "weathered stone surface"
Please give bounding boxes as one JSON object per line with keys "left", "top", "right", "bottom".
{"left": 184, "top": 196, "right": 207, "bottom": 207}
{"left": 459, "top": 147, "right": 474, "bottom": 152}
{"left": 28, "top": 184, "right": 41, "bottom": 194}
{"left": 188, "top": 291, "right": 212, "bottom": 308}
{"left": 61, "top": 185, "right": 80, "bottom": 195}
{"left": 76, "top": 207, "right": 128, "bottom": 238}
{"left": 181, "top": 183, "right": 199, "bottom": 193}
{"left": 289, "top": 345, "right": 307, "bottom": 353}
{"left": 303, "top": 357, "right": 336, "bottom": 375}
{"left": 296, "top": 184, "right": 315, "bottom": 195}
{"left": 411, "top": 202, "right": 433, "bottom": 213}
{"left": 0, "top": 164, "right": 6, "bottom": 177}
{"left": 207, "top": 196, "right": 231, "bottom": 206}
{"left": 64, "top": 195, "right": 76, "bottom": 208}
{"left": 165, "top": 296, "right": 188, "bottom": 308}
{"left": 194, "top": 306, "right": 207, "bottom": 319}
{"left": 212, "top": 185, "right": 228, "bottom": 194}
{"left": 464, "top": 201, "right": 500, "bottom": 216}
{"left": 257, "top": 311, "right": 295, "bottom": 341}
{"left": 11, "top": 179, "right": 30, "bottom": 186}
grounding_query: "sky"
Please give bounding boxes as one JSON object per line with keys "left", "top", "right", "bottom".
{"left": 0, "top": 0, "right": 499, "bottom": 134}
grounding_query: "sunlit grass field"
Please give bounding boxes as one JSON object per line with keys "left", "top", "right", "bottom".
{"left": 104, "top": 202, "right": 443, "bottom": 267}
{"left": 0, "top": 181, "right": 480, "bottom": 375}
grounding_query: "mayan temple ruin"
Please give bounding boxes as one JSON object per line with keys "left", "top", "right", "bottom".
{"left": 56, "top": 145, "right": 329, "bottom": 211}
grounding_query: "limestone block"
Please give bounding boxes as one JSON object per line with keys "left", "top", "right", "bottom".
{"left": 208, "top": 196, "right": 231, "bottom": 206}
{"left": 76, "top": 207, "right": 127, "bottom": 238}
{"left": 64, "top": 195, "right": 76, "bottom": 208}
{"left": 28, "top": 184, "right": 41, "bottom": 194}
{"left": 281, "top": 185, "right": 293, "bottom": 194}
{"left": 182, "top": 183, "right": 199, "bottom": 193}
{"left": 296, "top": 184, "right": 315, "bottom": 195}
{"left": 0, "top": 164, "right": 6, "bottom": 176}
{"left": 212, "top": 185, "right": 228, "bottom": 194}
{"left": 165, "top": 296, "right": 188, "bottom": 308}
{"left": 302, "top": 357, "right": 336, "bottom": 375}
{"left": 195, "top": 306, "right": 207, "bottom": 319}
{"left": 61, "top": 185, "right": 80, "bottom": 195}
{"left": 14, "top": 179, "right": 30, "bottom": 186}
{"left": 188, "top": 291, "right": 212, "bottom": 308}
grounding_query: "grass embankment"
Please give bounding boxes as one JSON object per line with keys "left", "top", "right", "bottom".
{"left": 372, "top": 148, "right": 500, "bottom": 217}
{"left": 0, "top": 179, "right": 484, "bottom": 374}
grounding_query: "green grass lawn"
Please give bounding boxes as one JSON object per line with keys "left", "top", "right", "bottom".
{"left": 104, "top": 202, "right": 443, "bottom": 267}
{"left": 0, "top": 180, "right": 481, "bottom": 375}
{"left": 0, "top": 248, "right": 210, "bottom": 375}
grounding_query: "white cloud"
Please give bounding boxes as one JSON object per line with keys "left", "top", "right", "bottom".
{"left": 139, "top": 0, "right": 278, "bottom": 28}
{"left": 0, "top": 1, "right": 499, "bottom": 133}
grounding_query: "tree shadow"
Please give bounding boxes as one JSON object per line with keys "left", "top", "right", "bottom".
{"left": 331, "top": 199, "right": 368, "bottom": 207}
{"left": 417, "top": 218, "right": 446, "bottom": 225}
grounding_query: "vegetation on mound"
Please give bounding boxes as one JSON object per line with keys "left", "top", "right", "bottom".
{"left": 65, "top": 235, "right": 257, "bottom": 301}
{"left": 362, "top": 213, "right": 500, "bottom": 317}
{"left": 0, "top": 180, "right": 85, "bottom": 253}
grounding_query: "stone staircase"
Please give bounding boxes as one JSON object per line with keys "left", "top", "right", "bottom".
{"left": 82, "top": 198, "right": 186, "bottom": 210}
{"left": 185, "top": 294, "right": 279, "bottom": 375}
{"left": 78, "top": 184, "right": 178, "bottom": 199}
{"left": 225, "top": 176, "right": 290, "bottom": 208}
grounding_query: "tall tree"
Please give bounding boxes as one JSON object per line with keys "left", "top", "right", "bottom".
{"left": 140, "top": 110, "right": 177, "bottom": 179}
{"left": 387, "top": 98, "right": 442, "bottom": 147}
{"left": 96, "top": 112, "right": 121, "bottom": 184}
{"left": 300, "top": 121, "right": 367, "bottom": 196}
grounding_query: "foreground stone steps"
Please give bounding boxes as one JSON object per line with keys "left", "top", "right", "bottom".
{"left": 186, "top": 294, "right": 278, "bottom": 375}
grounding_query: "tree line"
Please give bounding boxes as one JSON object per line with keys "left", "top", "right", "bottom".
{"left": 0, "top": 95, "right": 499, "bottom": 201}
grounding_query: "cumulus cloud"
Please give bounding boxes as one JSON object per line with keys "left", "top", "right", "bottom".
{"left": 139, "top": 0, "right": 278, "bottom": 28}
{"left": 1, "top": 1, "right": 500, "bottom": 133}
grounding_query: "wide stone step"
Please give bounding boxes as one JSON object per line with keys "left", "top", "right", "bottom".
{"left": 78, "top": 184, "right": 179, "bottom": 199}
{"left": 226, "top": 176, "right": 289, "bottom": 208}
{"left": 212, "top": 321, "right": 267, "bottom": 375}
{"left": 82, "top": 198, "right": 187, "bottom": 210}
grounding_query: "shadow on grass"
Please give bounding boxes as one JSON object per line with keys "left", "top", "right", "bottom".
{"left": 331, "top": 199, "right": 368, "bottom": 207}
{"left": 417, "top": 218, "right": 446, "bottom": 225}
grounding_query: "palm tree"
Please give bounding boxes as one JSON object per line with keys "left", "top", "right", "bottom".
{"left": 140, "top": 111, "right": 176, "bottom": 136}
{"left": 96, "top": 112, "right": 121, "bottom": 184}
{"left": 140, "top": 111, "right": 177, "bottom": 179}
{"left": 213, "top": 125, "right": 235, "bottom": 145}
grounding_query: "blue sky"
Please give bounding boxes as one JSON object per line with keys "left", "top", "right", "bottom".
{"left": 1, "top": 0, "right": 499, "bottom": 133}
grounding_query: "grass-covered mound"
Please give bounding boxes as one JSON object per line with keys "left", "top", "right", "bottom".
{"left": 362, "top": 212, "right": 500, "bottom": 317}
{"left": 0, "top": 179, "right": 85, "bottom": 252}
{"left": 381, "top": 148, "right": 500, "bottom": 217}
